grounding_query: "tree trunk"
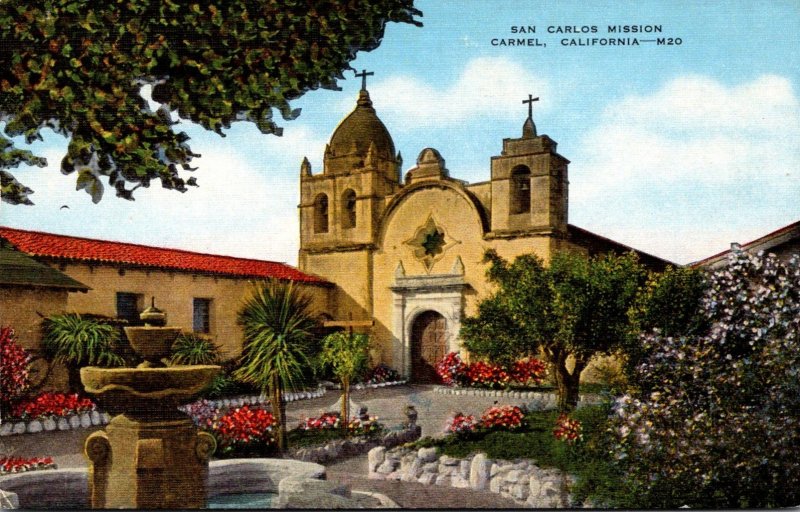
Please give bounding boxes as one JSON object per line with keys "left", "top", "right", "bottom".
{"left": 67, "top": 365, "right": 83, "bottom": 394}
{"left": 552, "top": 355, "right": 584, "bottom": 412}
{"left": 341, "top": 378, "right": 350, "bottom": 438}
{"left": 270, "top": 374, "right": 286, "bottom": 454}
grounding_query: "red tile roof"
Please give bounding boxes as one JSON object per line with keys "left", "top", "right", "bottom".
{"left": 0, "top": 227, "right": 329, "bottom": 284}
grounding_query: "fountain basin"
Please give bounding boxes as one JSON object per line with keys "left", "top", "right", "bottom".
{"left": 0, "top": 459, "right": 326, "bottom": 509}
{"left": 123, "top": 326, "right": 183, "bottom": 363}
{"left": 80, "top": 365, "right": 220, "bottom": 415}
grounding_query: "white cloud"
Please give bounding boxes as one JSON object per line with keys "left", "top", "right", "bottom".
{"left": 341, "top": 57, "right": 551, "bottom": 126}
{"left": 569, "top": 74, "right": 800, "bottom": 264}
{"left": 2, "top": 124, "right": 329, "bottom": 265}
{"left": 572, "top": 74, "right": 800, "bottom": 197}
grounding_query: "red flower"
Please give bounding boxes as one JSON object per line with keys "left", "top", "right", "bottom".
{"left": 11, "top": 392, "right": 96, "bottom": 420}
{"left": 0, "top": 456, "right": 57, "bottom": 475}
{"left": 479, "top": 405, "right": 523, "bottom": 431}
{"left": 1, "top": 326, "right": 32, "bottom": 408}
{"left": 211, "top": 405, "right": 275, "bottom": 450}
{"left": 553, "top": 413, "right": 583, "bottom": 444}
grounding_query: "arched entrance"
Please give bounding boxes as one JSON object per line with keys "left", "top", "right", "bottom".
{"left": 410, "top": 310, "right": 446, "bottom": 383}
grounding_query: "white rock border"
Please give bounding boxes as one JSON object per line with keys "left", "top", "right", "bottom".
{"left": 433, "top": 385, "right": 600, "bottom": 406}
{"left": 0, "top": 411, "right": 110, "bottom": 437}
{"left": 204, "top": 384, "right": 328, "bottom": 410}
{"left": 368, "top": 446, "right": 576, "bottom": 508}
{"left": 329, "top": 379, "right": 408, "bottom": 391}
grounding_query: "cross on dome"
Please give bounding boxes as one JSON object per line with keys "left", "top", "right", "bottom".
{"left": 354, "top": 69, "right": 374, "bottom": 91}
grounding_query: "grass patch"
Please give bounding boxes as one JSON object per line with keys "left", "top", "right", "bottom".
{"left": 407, "top": 403, "right": 630, "bottom": 506}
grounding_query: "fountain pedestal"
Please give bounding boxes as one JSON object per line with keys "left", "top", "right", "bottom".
{"left": 85, "top": 415, "right": 216, "bottom": 509}
{"left": 81, "top": 364, "right": 220, "bottom": 509}
{"left": 80, "top": 301, "right": 220, "bottom": 509}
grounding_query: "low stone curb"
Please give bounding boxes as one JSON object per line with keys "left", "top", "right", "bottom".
{"left": 330, "top": 380, "right": 408, "bottom": 391}
{"left": 205, "top": 385, "right": 327, "bottom": 410}
{"left": 368, "top": 445, "right": 576, "bottom": 508}
{"left": 0, "top": 410, "right": 110, "bottom": 437}
{"left": 288, "top": 425, "right": 422, "bottom": 465}
{"left": 433, "top": 385, "right": 600, "bottom": 407}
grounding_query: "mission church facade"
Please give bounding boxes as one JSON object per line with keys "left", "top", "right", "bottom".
{"left": 1, "top": 80, "right": 672, "bottom": 386}
{"left": 298, "top": 82, "right": 669, "bottom": 382}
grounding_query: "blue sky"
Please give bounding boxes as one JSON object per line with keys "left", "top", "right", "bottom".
{"left": 2, "top": 0, "right": 799, "bottom": 265}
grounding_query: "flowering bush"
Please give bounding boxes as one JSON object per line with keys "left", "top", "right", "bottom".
{"left": 347, "top": 415, "right": 383, "bottom": 436}
{"left": 510, "top": 358, "right": 547, "bottom": 385}
{"left": 480, "top": 405, "right": 524, "bottom": 431}
{"left": 435, "top": 352, "right": 468, "bottom": 386}
{"left": 299, "top": 412, "right": 341, "bottom": 431}
{"left": 611, "top": 251, "right": 800, "bottom": 508}
{"left": 0, "top": 456, "right": 56, "bottom": 475}
{"left": 211, "top": 405, "right": 276, "bottom": 455}
{"left": 10, "top": 392, "right": 96, "bottom": 419}
{"left": 553, "top": 413, "right": 582, "bottom": 444}
{"left": 435, "top": 352, "right": 546, "bottom": 389}
{"left": 180, "top": 399, "right": 219, "bottom": 429}
{"left": 363, "top": 363, "right": 401, "bottom": 384}
{"left": 0, "top": 326, "right": 32, "bottom": 411}
{"left": 445, "top": 412, "right": 478, "bottom": 436}
{"left": 465, "top": 360, "right": 510, "bottom": 388}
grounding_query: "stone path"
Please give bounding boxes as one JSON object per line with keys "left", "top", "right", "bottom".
{"left": 1, "top": 385, "right": 540, "bottom": 508}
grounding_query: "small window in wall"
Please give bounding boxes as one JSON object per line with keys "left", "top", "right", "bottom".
{"left": 193, "top": 298, "right": 211, "bottom": 334}
{"left": 342, "top": 189, "right": 357, "bottom": 229}
{"left": 314, "top": 194, "right": 329, "bottom": 233}
{"left": 510, "top": 165, "right": 531, "bottom": 214}
{"left": 116, "top": 292, "right": 144, "bottom": 324}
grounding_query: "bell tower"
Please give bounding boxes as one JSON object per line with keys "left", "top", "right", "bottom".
{"left": 489, "top": 95, "right": 569, "bottom": 236}
{"left": 298, "top": 72, "right": 401, "bottom": 318}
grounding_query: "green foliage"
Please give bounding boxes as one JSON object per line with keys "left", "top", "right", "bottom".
{"left": 318, "top": 331, "right": 370, "bottom": 386}
{"left": 411, "top": 403, "right": 626, "bottom": 506}
{"left": 234, "top": 279, "right": 316, "bottom": 394}
{"left": 169, "top": 332, "right": 220, "bottom": 365}
{"left": 611, "top": 251, "right": 800, "bottom": 508}
{"left": 624, "top": 265, "right": 708, "bottom": 385}
{"left": 463, "top": 249, "right": 646, "bottom": 410}
{"left": 42, "top": 313, "right": 125, "bottom": 368}
{"left": 318, "top": 330, "right": 370, "bottom": 429}
{"left": 460, "top": 296, "right": 528, "bottom": 366}
{"left": 0, "top": 0, "right": 421, "bottom": 204}
{"left": 234, "top": 279, "right": 318, "bottom": 451}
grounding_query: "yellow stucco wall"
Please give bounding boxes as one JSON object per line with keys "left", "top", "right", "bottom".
{"left": 54, "top": 262, "right": 330, "bottom": 360}
{"left": 0, "top": 286, "right": 70, "bottom": 351}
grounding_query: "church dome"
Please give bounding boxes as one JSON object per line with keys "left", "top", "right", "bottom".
{"left": 328, "top": 90, "right": 395, "bottom": 160}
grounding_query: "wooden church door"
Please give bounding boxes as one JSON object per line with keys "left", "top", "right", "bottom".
{"left": 411, "top": 310, "right": 446, "bottom": 383}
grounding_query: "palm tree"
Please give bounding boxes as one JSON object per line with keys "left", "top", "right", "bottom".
{"left": 234, "top": 279, "right": 317, "bottom": 453}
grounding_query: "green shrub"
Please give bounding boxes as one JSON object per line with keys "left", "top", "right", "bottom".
{"left": 170, "top": 333, "right": 220, "bottom": 365}
{"left": 42, "top": 313, "right": 125, "bottom": 391}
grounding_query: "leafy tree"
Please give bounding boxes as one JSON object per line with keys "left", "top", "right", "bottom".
{"left": 462, "top": 249, "right": 645, "bottom": 411}
{"left": 318, "top": 331, "right": 369, "bottom": 435}
{"left": 611, "top": 251, "right": 800, "bottom": 508}
{"left": 623, "top": 264, "right": 708, "bottom": 387}
{"left": 0, "top": 0, "right": 421, "bottom": 204}
{"left": 460, "top": 296, "right": 527, "bottom": 367}
{"left": 234, "top": 279, "right": 317, "bottom": 453}
{"left": 42, "top": 313, "right": 125, "bottom": 392}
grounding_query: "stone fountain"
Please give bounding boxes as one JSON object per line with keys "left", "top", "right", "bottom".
{"left": 80, "top": 299, "right": 220, "bottom": 509}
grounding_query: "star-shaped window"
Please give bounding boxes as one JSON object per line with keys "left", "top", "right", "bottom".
{"left": 404, "top": 215, "right": 459, "bottom": 272}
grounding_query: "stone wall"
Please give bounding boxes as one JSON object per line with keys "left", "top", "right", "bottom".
{"left": 368, "top": 445, "right": 575, "bottom": 508}
{"left": 288, "top": 425, "right": 421, "bottom": 465}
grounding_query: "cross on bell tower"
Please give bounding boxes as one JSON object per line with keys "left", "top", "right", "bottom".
{"left": 354, "top": 69, "right": 374, "bottom": 91}
{"left": 522, "top": 94, "right": 539, "bottom": 138}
